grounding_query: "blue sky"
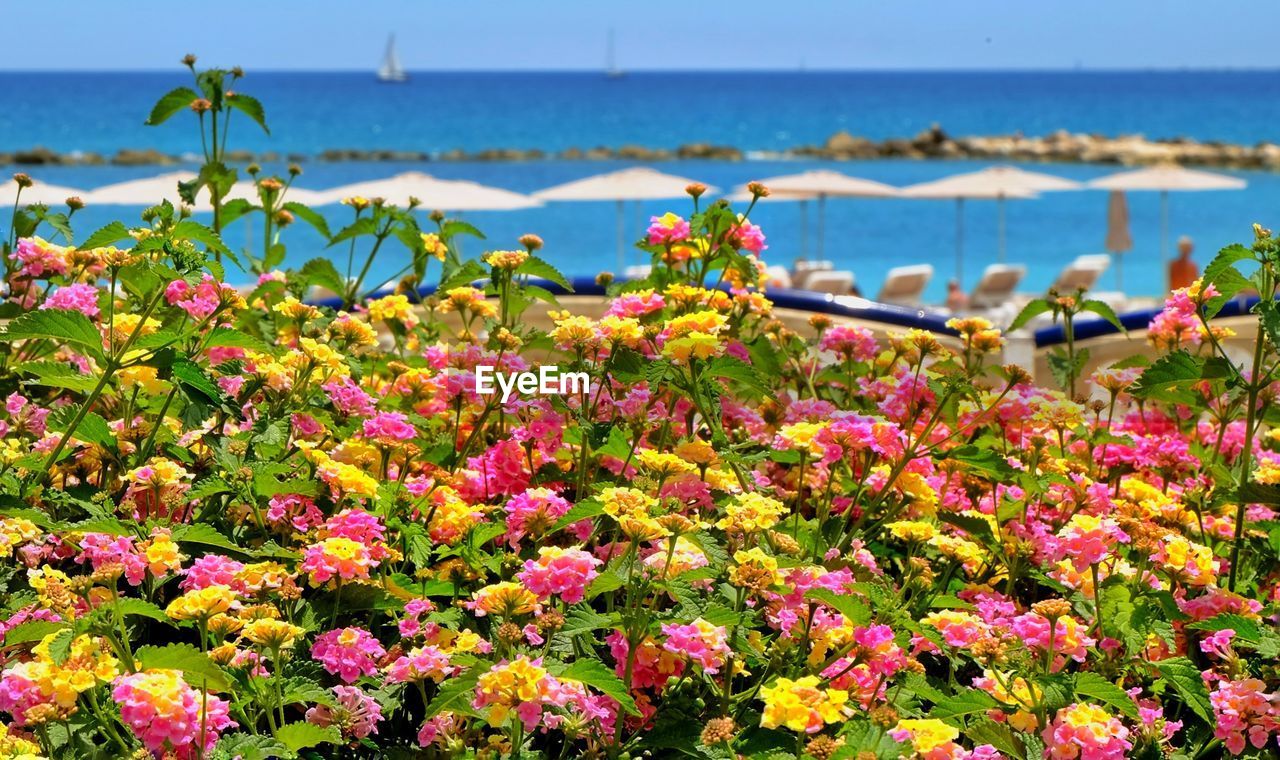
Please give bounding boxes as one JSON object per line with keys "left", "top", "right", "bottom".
{"left": 1, "top": 1, "right": 1276, "bottom": 71}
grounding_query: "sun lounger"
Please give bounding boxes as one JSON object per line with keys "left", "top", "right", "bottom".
{"left": 876, "top": 264, "right": 933, "bottom": 307}
{"left": 1050, "top": 254, "right": 1110, "bottom": 293}
{"left": 764, "top": 265, "right": 793, "bottom": 289}
{"left": 803, "top": 270, "right": 856, "bottom": 295}
{"left": 624, "top": 264, "right": 652, "bottom": 280}
{"left": 792, "top": 260, "right": 834, "bottom": 289}
{"left": 969, "top": 264, "right": 1027, "bottom": 309}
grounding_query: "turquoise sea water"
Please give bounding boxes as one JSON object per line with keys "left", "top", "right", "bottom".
{"left": 2, "top": 71, "right": 1279, "bottom": 300}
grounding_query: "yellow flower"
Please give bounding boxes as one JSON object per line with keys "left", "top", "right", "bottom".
{"left": 886, "top": 520, "right": 936, "bottom": 543}
{"left": 760, "top": 676, "right": 851, "bottom": 733}
{"left": 0, "top": 518, "right": 41, "bottom": 556}
{"left": 730, "top": 547, "right": 779, "bottom": 588}
{"left": 635, "top": 449, "right": 696, "bottom": 478}
{"left": 475, "top": 655, "right": 552, "bottom": 727}
{"left": 420, "top": 232, "right": 448, "bottom": 261}
{"left": 717, "top": 492, "right": 787, "bottom": 534}
{"left": 165, "top": 585, "right": 237, "bottom": 622}
{"left": 273, "top": 296, "right": 323, "bottom": 320}
{"left": 776, "top": 422, "right": 827, "bottom": 457}
{"left": 598, "top": 487, "right": 657, "bottom": 519}
{"left": 549, "top": 314, "right": 599, "bottom": 351}
{"left": 661, "top": 332, "right": 720, "bottom": 362}
{"left": 241, "top": 619, "right": 306, "bottom": 649}
{"left": 471, "top": 582, "right": 538, "bottom": 618}
{"left": 367, "top": 293, "right": 418, "bottom": 327}
{"left": 482, "top": 249, "right": 529, "bottom": 270}
{"left": 140, "top": 530, "right": 185, "bottom": 577}
{"left": 891, "top": 718, "right": 960, "bottom": 754}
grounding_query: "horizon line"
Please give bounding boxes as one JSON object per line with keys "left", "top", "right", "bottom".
{"left": 1, "top": 66, "right": 1278, "bottom": 74}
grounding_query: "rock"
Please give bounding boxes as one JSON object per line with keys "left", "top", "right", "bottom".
{"left": 286, "top": 153, "right": 308, "bottom": 163}
{"left": 583, "top": 147, "right": 612, "bottom": 160}
{"left": 676, "top": 143, "right": 742, "bottom": 160}
{"left": 225, "top": 149, "right": 255, "bottom": 163}
{"left": 558, "top": 147, "right": 585, "bottom": 160}
{"left": 111, "top": 148, "right": 175, "bottom": 166}
{"left": 12, "top": 147, "right": 62, "bottom": 165}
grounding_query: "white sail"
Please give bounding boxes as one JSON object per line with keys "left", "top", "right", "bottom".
{"left": 605, "top": 28, "right": 623, "bottom": 79}
{"left": 377, "top": 34, "right": 407, "bottom": 83}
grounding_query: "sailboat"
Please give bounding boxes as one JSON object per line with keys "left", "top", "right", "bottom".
{"left": 605, "top": 28, "right": 624, "bottom": 79}
{"left": 377, "top": 34, "right": 408, "bottom": 83}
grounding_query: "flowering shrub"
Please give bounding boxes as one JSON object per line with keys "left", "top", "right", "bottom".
{"left": 2, "top": 62, "right": 1280, "bottom": 760}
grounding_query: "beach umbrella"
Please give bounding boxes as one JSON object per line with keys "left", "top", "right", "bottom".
{"left": 533, "top": 167, "right": 715, "bottom": 272}
{"left": 224, "top": 180, "right": 333, "bottom": 208}
{"left": 1104, "top": 190, "right": 1133, "bottom": 291}
{"left": 901, "top": 171, "right": 1039, "bottom": 284}
{"left": 1088, "top": 164, "right": 1246, "bottom": 291}
{"left": 0, "top": 177, "right": 87, "bottom": 207}
{"left": 315, "top": 171, "right": 540, "bottom": 212}
{"left": 742, "top": 170, "right": 898, "bottom": 260}
{"left": 904, "top": 166, "right": 1078, "bottom": 264}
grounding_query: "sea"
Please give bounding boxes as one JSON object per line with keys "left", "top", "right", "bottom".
{"left": 3, "top": 70, "right": 1280, "bottom": 300}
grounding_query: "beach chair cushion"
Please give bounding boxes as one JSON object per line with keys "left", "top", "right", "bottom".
{"left": 877, "top": 264, "right": 933, "bottom": 306}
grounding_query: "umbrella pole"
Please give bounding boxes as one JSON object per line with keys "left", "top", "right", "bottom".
{"left": 1160, "top": 190, "right": 1170, "bottom": 294}
{"left": 997, "top": 195, "right": 1006, "bottom": 262}
{"left": 615, "top": 199, "right": 625, "bottom": 274}
{"left": 800, "top": 200, "right": 809, "bottom": 260}
{"left": 817, "top": 195, "right": 826, "bottom": 261}
{"left": 956, "top": 198, "right": 965, "bottom": 284}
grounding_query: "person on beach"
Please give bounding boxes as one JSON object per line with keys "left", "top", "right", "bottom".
{"left": 945, "top": 279, "right": 968, "bottom": 312}
{"left": 1169, "top": 236, "right": 1198, "bottom": 292}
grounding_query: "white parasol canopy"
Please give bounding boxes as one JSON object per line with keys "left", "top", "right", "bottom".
{"left": 1088, "top": 165, "right": 1246, "bottom": 291}
{"left": 0, "top": 177, "right": 87, "bottom": 207}
{"left": 534, "top": 167, "right": 714, "bottom": 271}
{"left": 742, "top": 170, "right": 898, "bottom": 260}
{"left": 314, "top": 171, "right": 540, "bottom": 211}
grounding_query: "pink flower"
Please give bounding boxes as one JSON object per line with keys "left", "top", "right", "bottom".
{"left": 516, "top": 546, "right": 601, "bottom": 605}
{"left": 322, "top": 375, "right": 376, "bottom": 417}
{"left": 113, "top": 670, "right": 236, "bottom": 757}
{"left": 728, "top": 219, "right": 766, "bottom": 253}
{"left": 1209, "top": 677, "right": 1279, "bottom": 754}
{"left": 179, "top": 554, "right": 244, "bottom": 592}
{"left": 306, "top": 685, "right": 383, "bottom": 739}
{"left": 11, "top": 237, "right": 68, "bottom": 278}
{"left": 385, "top": 645, "right": 453, "bottom": 683}
{"left": 660, "top": 618, "right": 731, "bottom": 674}
{"left": 40, "top": 283, "right": 100, "bottom": 318}
{"left": 647, "top": 213, "right": 690, "bottom": 245}
{"left": 311, "top": 627, "right": 386, "bottom": 684}
{"left": 266, "top": 493, "right": 325, "bottom": 533}
{"left": 503, "top": 488, "right": 572, "bottom": 548}
{"left": 1042, "top": 703, "right": 1131, "bottom": 760}
{"left": 819, "top": 325, "right": 879, "bottom": 363}
{"left": 362, "top": 411, "right": 417, "bottom": 444}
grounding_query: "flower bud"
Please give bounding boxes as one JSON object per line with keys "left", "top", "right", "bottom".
{"left": 685, "top": 182, "right": 708, "bottom": 199}
{"left": 518, "top": 233, "right": 544, "bottom": 252}
{"left": 12, "top": 173, "right": 32, "bottom": 189}
{"left": 190, "top": 98, "right": 212, "bottom": 114}
{"left": 65, "top": 196, "right": 84, "bottom": 211}
{"left": 746, "top": 181, "right": 770, "bottom": 198}
{"left": 181, "top": 54, "right": 197, "bottom": 67}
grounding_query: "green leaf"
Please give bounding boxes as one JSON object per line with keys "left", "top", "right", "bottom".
{"left": 173, "top": 219, "right": 231, "bottom": 257}
{"left": 707, "top": 356, "right": 768, "bottom": 396}
{"left": 1202, "top": 244, "right": 1255, "bottom": 316}
{"left": 134, "top": 643, "right": 231, "bottom": 691}
{"left": 0, "top": 309, "right": 104, "bottom": 360}
{"left": 15, "top": 360, "right": 99, "bottom": 392}
{"left": 1257, "top": 298, "right": 1280, "bottom": 351}
{"left": 928, "top": 687, "right": 1001, "bottom": 720}
{"left": 274, "top": 723, "right": 339, "bottom": 753}
{"left": 944, "top": 444, "right": 1018, "bottom": 480}
{"left": 966, "top": 719, "right": 1027, "bottom": 760}
{"left": 205, "top": 327, "right": 272, "bottom": 354}
{"left": 1073, "top": 672, "right": 1140, "bottom": 719}
{"left": 551, "top": 499, "right": 604, "bottom": 532}
{"left": 209, "top": 733, "right": 288, "bottom": 760}
{"left": 226, "top": 92, "right": 270, "bottom": 134}
{"left": 1154, "top": 657, "right": 1213, "bottom": 724}
{"left": 424, "top": 668, "right": 481, "bottom": 718}
{"left": 4, "top": 620, "right": 68, "bottom": 647}
{"left": 300, "top": 257, "right": 347, "bottom": 296}
{"left": 171, "top": 523, "right": 243, "bottom": 554}
{"left": 516, "top": 255, "right": 573, "bottom": 291}
{"left": 1080, "top": 299, "right": 1127, "bottom": 334}
{"left": 1129, "top": 350, "right": 1203, "bottom": 406}
{"left": 111, "top": 598, "right": 169, "bottom": 623}
{"left": 1007, "top": 298, "right": 1052, "bottom": 331}
{"left": 282, "top": 201, "right": 331, "bottom": 239}
{"left": 441, "top": 219, "right": 485, "bottom": 240}
{"left": 552, "top": 658, "right": 640, "bottom": 716}
{"left": 171, "top": 358, "right": 223, "bottom": 404}
{"left": 805, "top": 588, "right": 871, "bottom": 626}
{"left": 145, "top": 86, "right": 200, "bottom": 126}
{"left": 328, "top": 217, "right": 378, "bottom": 245}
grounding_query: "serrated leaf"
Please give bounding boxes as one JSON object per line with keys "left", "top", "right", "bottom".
{"left": 146, "top": 86, "right": 200, "bottom": 126}
{"left": 15, "top": 360, "right": 99, "bottom": 392}
{"left": 1073, "top": 672, "right": 1140, "bottom": 719}
{"left": 171, "top": 523, "right": 243, "bottom": 554}
{"left": 551, "top": 499, "right": 604, "bottom": 533}
{"left": 174, "top": 219, "right": 231, "bottom": 256}
{"left": 171, "top": 358, "right": 223, "bottom": 403}
{"left": 300, "top": 257, "right": 347, "bottom": 296}
{"left": 4, "top": 620, "right": 68, "bottom": 647}
{"left": 0, "top": 309, "right": 104, "bottom": 360}
{"left": 551, "top": 658, "right": 639, "bottom": 715}
{"left": 134, "top": 643, "right": 231, "bottom": 691}
{"left": 1080, "top": 299, "right": 1126, "bottom": 333}
{"left": 209, "top": 733, "right": 288, "bottom": 760}
{"left": 1129, "top": 350, "right": 1203, "bottom": 406}
{"left": 1202, "top": 243, "right": 1255, "bottom": 316}
{"left": 805, "top": 588, "right": 871, "bottom": 626}
{"left": 1008, "top": 298, "right": 1052, "bottom": 331}
{"left": 1155, "top": 656, "right": 1213, "bottom": 724}
{"left": 516, "top": 255, "right": 573, "bottom": 291}
{"left": 928, "top": 687, "right": 1001, "bottom": 719}
{"left": 274, "top": 723, "right": 339, "bottom": 752}
{"left": 282, "top": 201, "right": 331, "bottom": 239}
{"left": 423, "top": 668, "right": 481, "bottom": 718}
{"left": 226, "top": 92, "right": 269, "bottom": 135}
{"left": 204, "top": 327, "right": 272, "bottom": 354}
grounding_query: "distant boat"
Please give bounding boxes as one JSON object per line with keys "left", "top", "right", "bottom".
{"left": 377, "top": 34, "right": 408, "bottom": 83}
{"left": 605, "top": 28, "right": 624, "bottom": 79}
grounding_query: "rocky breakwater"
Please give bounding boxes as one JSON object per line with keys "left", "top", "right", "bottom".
{"left": 4, "top": 127, "right": 1280, "bottom": 168}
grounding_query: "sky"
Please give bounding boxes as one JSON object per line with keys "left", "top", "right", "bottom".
{"left": 0, "top": 1, "right": 1277, "bottom": 71}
